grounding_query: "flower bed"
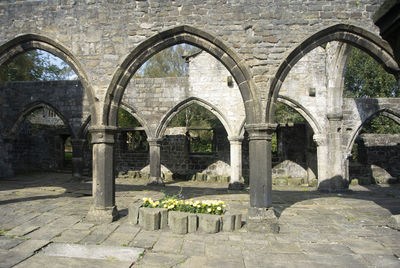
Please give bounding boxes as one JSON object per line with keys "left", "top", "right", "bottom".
{"left": 142, "top": 197, "right": 226, "bottom": 215}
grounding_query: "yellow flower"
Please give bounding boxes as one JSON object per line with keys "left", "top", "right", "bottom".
{"left": 207, "top": 208, "right": 212, "bottom": 212}
{"left": 217, "top": 207, "right": 221, "bottom": 210}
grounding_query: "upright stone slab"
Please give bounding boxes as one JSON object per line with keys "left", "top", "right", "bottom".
{"left": 187, "top": 213, "right": 198, "bottom": 233}
{"left": 234, "top": 213, "right": 242, "bottom": 230}
{"left": 222, "top": 214, "right": 235, "bottom": 232}
{"left": 128, "top": 202, "right": 141, "bottom": 224}
{"left": 198, "top": 214, "right": 222, "bottom": 233}
{"left": 168, "top": 211, "right": 188, "bottom": 234}
{"left": 139, "top": 207, "right": 161, "bottom": 231}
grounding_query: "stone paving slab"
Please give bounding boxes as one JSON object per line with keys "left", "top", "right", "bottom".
{"left": 41, "top": 243, "right": 144, "bottom": 262}
{"left": 0, "top": 236, "right": 24, "bottom": 250}
{"left": 1, "top": 173, "right": 400, "bottom": 267}
{"left": 12, "top": 255, "right": 133, "bottom": 268}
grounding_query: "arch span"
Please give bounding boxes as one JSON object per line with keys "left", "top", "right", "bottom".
{"left": 8, "top": 101, "right": 74, "bottom": 138}
{"left": 267, "top": 24, "right": 400, "bottom": 123}
{"left": 0, "top": 34, "right": 97, "bottom": 124}
{"left": 277, "top": 95, "right": 322, "bottom": 134}
{"left": 155, "top": 97, "right": 233, "bottom": 139}
{"left": 345, "top": 108, "right": 400, "bottom": 156}
{"left": 105, "top": 25, "right": 261, "bottom": 127}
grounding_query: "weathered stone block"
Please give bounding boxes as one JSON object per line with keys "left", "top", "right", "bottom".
{"left": 198, "top": 214, "right": 221, "bottom": 233}
{"left": 247, "top": 207, "right": 279, "bottom": 233}
{"left": 168, "top": 211, "right": 188, "bottom": 234}
{"left": 128, "top": 203, "right": 141, "bottom": 224}
{"left": 234, "top": 214, "right": 242, "bottom": 230}
{"left": 158, "top": 208, "right": 168, "bottom": 229}
{"left": 207, "top": 175, "right": 218, "bottom": 182}
{"left": 222, "top": 214, "right": 235, "bottom": 232}
{"left": 139, "top": 207, "right": 160, "bottom": 231}
{"left": 187, "top": 213, "right": 198, "bottom": 233}
{"left": 275, "top": 177, "right": 288, "bottom": 186}
{"left": 388, "top": 215, "right": 400, "bottom": 231}
{"left": 288, "top": 177, "right": 304, "bottom": 186}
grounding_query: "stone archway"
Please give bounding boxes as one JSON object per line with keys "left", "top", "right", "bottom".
{"left": 0, "top": 34, "right": 97, "bottom": 125}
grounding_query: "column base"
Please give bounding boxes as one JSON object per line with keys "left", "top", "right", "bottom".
{"left": 228, "top": 181, "right": 244, "bottom": 190}
{"left": 317, "top": 176, "right": 349, "bottom": 192}
{"left": 147, "top": 176, "right": 165, "bottom": 186}
{"left": 246, "top": 207, "right": 279, "bottom": 233}
{"left": 86, "top": 206, "right": 119, "bottom": 223}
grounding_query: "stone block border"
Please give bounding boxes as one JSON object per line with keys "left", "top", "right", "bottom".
{"left": 128, "top": 203, "right": 242, "bottom": 234}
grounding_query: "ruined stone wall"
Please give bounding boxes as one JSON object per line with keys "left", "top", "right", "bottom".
{"left": 350, "top": 134, "right": 400, "bottom": 183}
{"left": 115, "top": 126, "right": 231, "bottom": 177}
{"left": 342, "top": 98, "right": 400, "bottom": 153}
{"left": 11, "top": 122, "right": 66, "bottom": 173}
{"left": 0, "top": 0, "right": 385, "bottom": 116}
{"left": 0, "top": 80, "right": 90, "bottom": 138}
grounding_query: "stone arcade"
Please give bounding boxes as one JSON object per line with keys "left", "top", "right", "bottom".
{"left": 0, "top": 0, "right": 399, "bottom": 230}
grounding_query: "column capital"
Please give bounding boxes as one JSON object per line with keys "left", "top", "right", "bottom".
{"left": 313, "top": 133, "right": 327, "bottom": 146}
{"left": 245, "top": 123, "right": 277, "bottom": 141}
{"left": 147, "top": 137, "right": 163, "bottom": 146}
{"left": 327, "top": 112, "right": 343, "bottom": 121}
{"left": 228, "top": 135, "right": 244, "bottom": 143}
{"left": 89, "top": 125, "right": 117, "bottom": 144}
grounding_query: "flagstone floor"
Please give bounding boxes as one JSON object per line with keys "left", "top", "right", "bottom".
{"left": 1, "top": 172, "right": 400, "bottom": 267}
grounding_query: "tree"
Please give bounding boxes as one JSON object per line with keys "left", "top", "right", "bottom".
{"left": 344, "top": 47, "right": 399, "bottom": 98}
{"left": 361, "top": 116, "right": 400, "bottom": 134}
{"left": 135, "top": 44, "right": 200, "bottom": 78}
{"left": 168, "top": 104, "right": 220, "bottom": 128}
{"left": 0, "top": 50, "right": 75, "bottom": 81}
{"left": 118, "top": 108, "right": 141, "bottom": 128}
{"left": 344, "top": 47, "right": 400, "bottom": 133}
{"left": 274, "top": 102, "right": 305, "bottom": 124}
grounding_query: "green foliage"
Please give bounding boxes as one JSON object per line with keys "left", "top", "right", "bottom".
{"left": 169, "top": 103, "right": 220, "bottom": 128}
{"left": 189, "top": 129, "right": 213, "bottom": 153}
{"left": 142, "top": 197, "right": 226, "bottom": 215}
{"left": 344, "top": 47, "right": 400, "bottom": 134}
{"left": 361, "top": 116, "right": 400, "bottom": 134}
{"left": 344, "top": 47, "right": 399, "bottom": 98}
{"left": 118, "top": 108, "right": 141, "bottom": 128}
{"left": 274, "top": 102, "right": 305, "bottom": 124}
{"left": 0, "top": 50, "right": 75, "bottom": 81}
{"left": 135, "top": 44, "right": 201, "bottom": 78}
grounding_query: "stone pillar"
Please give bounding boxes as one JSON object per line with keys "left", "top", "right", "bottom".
{"left": 147, "top": 138, "right": 164, "bottom": 185}
{"left": 86, "top": 126, "right": 118, "bottom": 223}
{"left": 70, "top": 138, "right": 86, "bottom": 178}
{"left": 313, "top": 133, "right": 329, "bottom": 187}
{"left": 228, "top": 135, "right": 244, "bottom": 190}
{"left": 245, "top": 124, "right": 279, "bottom": 233}
{"left": 315, "top": 113, "right": 348, "bottom": 192}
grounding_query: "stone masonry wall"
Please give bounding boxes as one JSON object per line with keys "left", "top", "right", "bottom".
{"left": 122, "top": 51, "right": 245, "bottom": 137}
{"left": 0, "top": 80, "right": 90, "bottom": 138}
{"left": 0, "top": 0, "right": 386, "bottom": 120}
{"left": 350, "top": 134, "right": 400, "bottom": 183}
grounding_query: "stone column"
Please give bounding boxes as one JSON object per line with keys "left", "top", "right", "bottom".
{"left": 70, "top": 138, "right": 86, "bottom": 178}
{"left": 147, "top": 138, "right": 164, "bottom": 185}
{"left": 86, "top": 126, "right": 118, "bottom": 223}
{"left": 313, "top": 133, "right": 329, "bottom": 187}
{"left": 228, "top": 135, "right": 244, "bottom": 190}
{"left": 245, "top": 123, "right": 279, "bottom": 233}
